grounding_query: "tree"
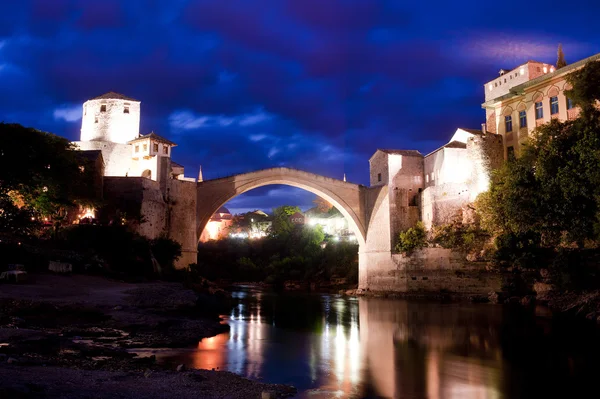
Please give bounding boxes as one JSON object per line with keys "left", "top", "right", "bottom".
{"left": 476, "top": 61, "right": 600, "bottom": 250}
{"left": 557, "top": 43, "right": 567, "bottom": 69}
{"left": 0, "top": 123, "right": 101, "bottom": 221}
{"left": 271, "top": 205, "right": 301, "bottom": 237}
{"left": 566, "top": 60, "right": 600, "bottom": 114}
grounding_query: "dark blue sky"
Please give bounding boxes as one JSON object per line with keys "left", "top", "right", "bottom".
{"left": 1, "top": 1, "right": 599, "bottom": 214}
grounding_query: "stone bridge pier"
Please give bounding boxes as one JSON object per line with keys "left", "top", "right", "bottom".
{"left": 195, "top": 168, "right": 396, "bottom": 288}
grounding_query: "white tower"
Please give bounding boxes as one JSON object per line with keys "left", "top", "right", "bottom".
{"left": 80, "top": 92, "right": 141, "bottom": 144}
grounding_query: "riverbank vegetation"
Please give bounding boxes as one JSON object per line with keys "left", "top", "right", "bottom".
{"left": 0, "top": 123, "right": 182, "bottom": 280}
{"left": 195, "top": 206, "right": 359, "bottom": 288}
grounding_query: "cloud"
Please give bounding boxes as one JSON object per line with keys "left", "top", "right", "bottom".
{"left": 53, "top": 105, "right": 81, "bottom": 122}
{"left": 249, "top": 133, "right": 268, "bottom": 142}
{"left": 169, "top": 108, "right": 274, "bottom": 133}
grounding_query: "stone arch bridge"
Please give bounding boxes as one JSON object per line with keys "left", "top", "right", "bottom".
{"left": 194, "top": 167, "right": 393, "bottom": 289}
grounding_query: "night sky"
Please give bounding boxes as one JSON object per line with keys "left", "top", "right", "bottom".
{"left": 1, "top": 1, "right": 599, "bottom": 214}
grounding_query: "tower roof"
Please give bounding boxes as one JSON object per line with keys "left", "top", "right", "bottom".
{"left": 128, "top": 132, "right": 177, "bottom": 146}
{"left": 91, "top": 91, "right": 139, "bottom": 102}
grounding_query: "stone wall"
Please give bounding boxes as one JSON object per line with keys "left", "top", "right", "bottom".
{"left": 167, "top": 178, "right": 198, "bottom": 268}
{"left": 75, "top": 141, "right": 133, "bottom": 177}
{"left": 369, "top": 151, "right": 389, "bottom": 186}
{"left": 420, "top": 182, "right": 470, "bottom": 229}
{"left": 466, "top": 133, "right": 504, "bottom": 201}
{"left": 80, "top": 98, "right": 140, "bottom": 144}
{"left": 361, "top": 247, "right": 501, "bottom": 295}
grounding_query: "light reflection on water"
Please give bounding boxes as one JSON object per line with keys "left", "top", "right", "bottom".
{"left": 137, "top": 289, "right": 600, "bottom": 398}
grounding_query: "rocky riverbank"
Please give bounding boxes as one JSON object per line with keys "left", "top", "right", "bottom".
{"left": 0, "top": 274, "right": 296, "bottom": 398}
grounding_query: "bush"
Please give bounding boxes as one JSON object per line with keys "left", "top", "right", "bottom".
{"left": 150, "top": 234, "right": 182, "bottom": 271}
{"left": 395, "top": 222, "right": 427, "bottom": 253}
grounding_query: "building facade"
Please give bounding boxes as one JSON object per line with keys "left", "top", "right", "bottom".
{"left": 73, "top": 91, "right": 199, "bottom": 267}
{"left": 482, "top": 53, "right": 600, "bottom": 158}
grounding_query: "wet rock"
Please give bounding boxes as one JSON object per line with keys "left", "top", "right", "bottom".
{"left": 345, "top": 289, "right": 355, "bottom": 296}
{"left": 176, "top": 364, "right": 186, "bottom": 372}
{"left": 466, "top": 253, "right": 478, "bottom": 262}
{"left": 534, "top": 282, "right": 554, "bottom": 302}
{"left": 488, "top": 291, "right": 499, "bottom": 304}
{"left": 505, "top": 296, "right": 521, "bottom": 305}
{"left": 143, "top": 369, "right": 152, "bottom": 378}
{"left": 261, "top": 390, "right": 276, "bottom": 399}
{"left": 521, "top": 295, "right": 535, "bottom": 307}
{"left": 7, "top": 357, "right": 18, "bottom": 364}
{"left": 113, "top": 306, "right": 123, "bottom": 311}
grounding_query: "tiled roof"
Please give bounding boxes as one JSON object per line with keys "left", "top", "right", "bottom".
{"left": 458, "top": 128, "right": 484, "bottom": 135}
{"left": 128, "top": 132, "right": 177, "bottom": 146}
{"left": 444, "top": 140, "right": 467, "bottom": 149}
{"left": 91, "top": 91, "right": 139, "bottom": 101}
{"left": 378, "top": 149, "right": 423, "bottom": 157}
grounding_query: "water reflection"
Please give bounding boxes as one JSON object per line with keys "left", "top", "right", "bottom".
{"left": 143, "top": 289, "right": 600, "bottom": 398}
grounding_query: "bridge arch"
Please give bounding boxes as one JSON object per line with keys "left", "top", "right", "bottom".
{"left": 196, "top": 168, "right": 366, "bottom": 247}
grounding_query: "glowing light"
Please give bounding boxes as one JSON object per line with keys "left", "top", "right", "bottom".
{"left": 520, "top": 68, "right": 525, "bottom": 75}
{"left": 488, "top": 84, "right": 493, "bottom": 91}
{"left": 334, "top": 325, "right": 346, "bottom": 382}
{"left": 543, "top": 66, "right": 547, "bottom": 73}
{"left": 79, "top": 208, "right": 95, "bottom": 219}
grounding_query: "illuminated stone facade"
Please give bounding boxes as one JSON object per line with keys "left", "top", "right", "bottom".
{"left": 482, "top": 52, "right": 600, "bottom": 158}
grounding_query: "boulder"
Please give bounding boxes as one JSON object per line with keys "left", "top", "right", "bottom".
{"left": 7, "top": 357, "right": 18, "bottom": 364}
{"left": 176, "top": 364, "right": 186, "bottom": 372}
{"left": 533, "top": 282, "right": 554, "bottom": 302}
{"left": 488, "top": 291, "right": 499, "bottom": 304}
{"left": 521, "top": 295, "right": 535, "bottom": 307}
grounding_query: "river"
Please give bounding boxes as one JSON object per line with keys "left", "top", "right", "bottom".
{"left": 134, "top": 286, "right": 600, "bottom": 398}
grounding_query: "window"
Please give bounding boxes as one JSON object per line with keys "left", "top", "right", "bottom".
{"left": 520, "top": 68, "right": 524, "bottom": 76}
{"left": 124, "top": 106, "right": 129, "bottom": 114}
{"left": 377, "top": 173, "right": 382, "bottom": 182}
{"left": 550, "top": 96, "right": 559, "bottom": 115}
{"left": 519, "top": 110, "right": 527, "bottom": 128}
{"left": 504, "top": 78, "right": 506, "bottom": 83}
{"left": 163, "top": 145, "right": 169, "bottom": 154}
{"left": 505, "top": 115, "right": 513, "bottom": 132}
{"left": 507, "top": 146, "right": 515, "bottom": 160}
{"left": 543, "top": 67, "right": 547, "bottom": 73}
{"left": 567, "top": 97, "right": 574, "bottom": 110}
{"left": 535, "top": 101, "right": 544, "bottom": 119}
{"left": 135, "top": 145, "right": 139, "bottom": 153}
{"left": 495, "top": 82, "right": 498, "bottom": 87}
{"left": 426, "top": 174, "right": 429, "bottom": 183}
{"left": 143, "top": 144, "right": 147, "bottom": 151}
{"left": 153, "top": 143, "right": 159, "bottom": 152}
{"left": 100, "top": 104, "right": 106, "bottom": 112}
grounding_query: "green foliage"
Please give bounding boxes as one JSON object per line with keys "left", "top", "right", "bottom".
{"left": 196, "top": 223, "right": 358, "bottom": 287}
{"left": 566, "top": 60, "right": 600, "bottom": 113}
{"left": 475, "top": 61, "right": 600, "bottom": 281}
{"left": 478, "top": 113, "right": 600, "bottom": 248}
{"left": 429, "top": 223, "right": 486, "bottom": 251}
{"left": 395, "top": 222, "right": 427, "bottom": 253}
{"left": 150, "top": 234, "right": 182, "bottom": 270}
{"left": 271, "top": 205, "right": 302, "bottom": 237}
{"left": 556, "top": 43, "right": 567, "bottom": 69}
{"left": 0, "top": 123, "right": 102, "bottom": 230}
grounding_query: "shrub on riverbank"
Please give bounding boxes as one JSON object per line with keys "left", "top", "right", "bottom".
{"left": 195, "top": 231, "right": 359, "bottom": 287}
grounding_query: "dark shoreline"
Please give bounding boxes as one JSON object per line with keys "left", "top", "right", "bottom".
{"left": 0, "top": 274, "right": 297, "bottom": 399}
